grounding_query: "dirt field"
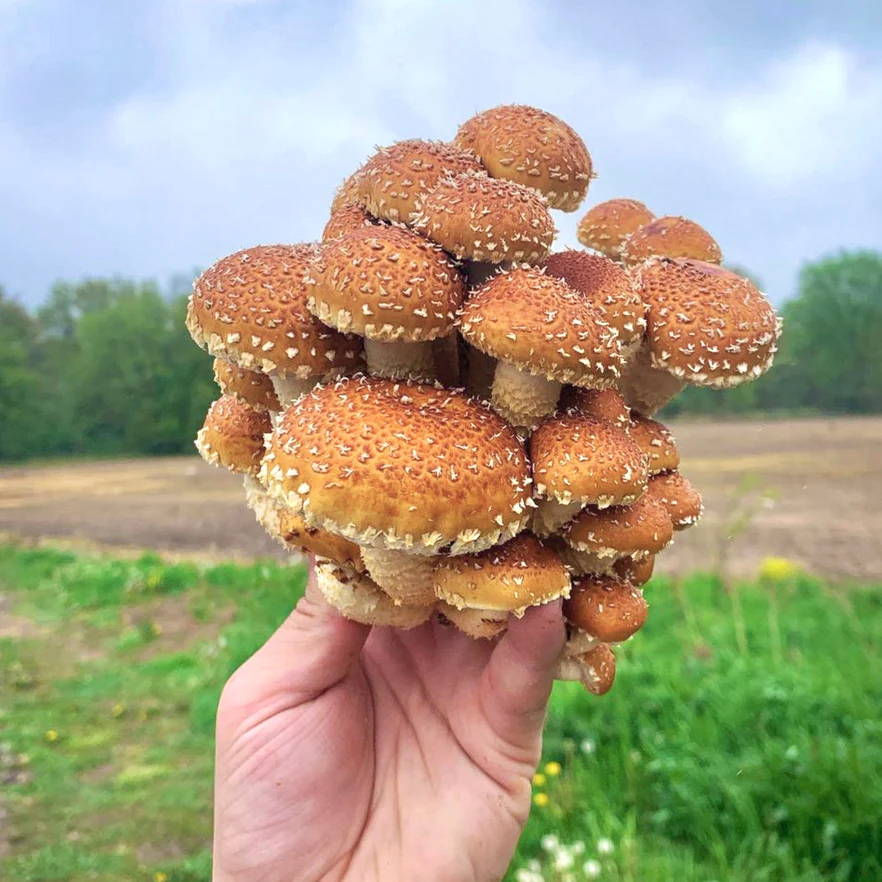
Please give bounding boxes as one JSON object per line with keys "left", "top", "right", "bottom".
{"left": 1, "top": 417, "right": 881, "bottom": 580}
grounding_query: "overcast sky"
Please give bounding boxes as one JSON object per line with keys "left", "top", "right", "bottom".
{"left": 2, "top": 0, "right": 880, "bottom": 307}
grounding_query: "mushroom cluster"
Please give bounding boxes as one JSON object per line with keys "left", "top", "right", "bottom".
{"left": 187, "top": 104, "right": 781, "bottom": 698}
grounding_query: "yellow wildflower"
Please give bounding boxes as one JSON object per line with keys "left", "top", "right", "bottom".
{"left": 532, "top": 772, "right": 547, "bottom": 787}
{"left": 533, "top": 792, "right": 550, "bottom": 807}
{"left": 153, "top": 873, "right": 168, "bottom": 882}
{"left": 544, "top": 761, "right": 562, "bottom": 777}
{"left": 759, "top": 556, "right": 801, "bottom": 582}
{"left": 44, "top": 729, "right": 59, "bottom": 743}
{"left": 112, "top": 703, "right": 126, "bottom": 718}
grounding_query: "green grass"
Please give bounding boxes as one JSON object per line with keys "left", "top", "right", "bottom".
{"left": 1, "top": 544, "right": 880, "bottom": 881}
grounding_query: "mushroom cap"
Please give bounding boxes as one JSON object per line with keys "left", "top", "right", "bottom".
{"left": 530, "top": 412, "right": 649, "bottom": 507}
{"left": 195, "top": 395, "right": 270, "bottom": 476}
{"left": 323, "top": 203, "right": 375, "bottom": 241}
{"left": 637, "top": 258, "right": 781, "bottom": 387}
{"left": 453, "top": 104, "right": 592, "bottom": 212}
{"left": 577, "top": 198, "right": 654, "bottom": 258}
{"left": 612, "top": 553, "right": 655, "bottom": 586}
{"left": 645, "top": 471, "right": 703, "bottom": 530}
{"left": 542, "top": 250, "right": 646, "bottom": 347}
{"left": 213, "top": 358, "right": 280, "bottom": 412}
{"left": 458, "top": 266, "right": 624, "bottom": 387}
{"left": 261, "top": 375, "right": 533, "bottom": 555}
{"left": 623, "top": 216, "right": 722, "bottom": 265}
{"left": 434, "top": 533, "right": 570, "bottom": 613}
{"left": 415, "top": 172, "right": 555, "bottom": 264}
{"left": 187, "top": 244, "right": 363, "bottom": 378}
{"left": 330, "top": 170, "right": 364, "bottom": 216}
{"left": 564, "top": 574, "right": 648, "bottom": 642}
{"left": 564, "top": 493, "right": 674, "bottom": 557}
{"left": 558, "top": 387, "right": 631, "bottom": 430}
{"left": 306, "top": 225, "right": 466, "bottom": 342}
{"left": 628, "top": 413, "right": 679, "bottom": 475}
{"left": 354, "top": 139, "right": 484, "bottom": 224}
{"left": 562, "top": 643, "right": 617, "bottom": 695}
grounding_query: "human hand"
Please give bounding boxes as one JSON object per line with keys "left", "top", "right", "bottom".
{"left": 212, "top": 557, "right": 565, "bottom": 882}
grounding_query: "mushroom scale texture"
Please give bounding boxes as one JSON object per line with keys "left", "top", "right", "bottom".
{"left": 194, "top": 394, "right": 271, "bottom": 476}
{"left": 213, "top": 358, "right": 280, "bottom": 413}
{"left": 644, "top": 470, "right": 703, "bottom": 530}
{"left": 564, "top": 574, "right": 648, "bottom": 643}
{"left": 577, "top": 198, "right": 655, "bottom": 259}
{"left": 623, "top": 215, "right": 722, "bottom": 266}
{"left": 628, "top": 413, "right": 680, "bottom": 476}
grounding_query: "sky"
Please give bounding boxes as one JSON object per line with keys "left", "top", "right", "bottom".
{"left": 2, "top": 0, "right": 880, "bottom": 307}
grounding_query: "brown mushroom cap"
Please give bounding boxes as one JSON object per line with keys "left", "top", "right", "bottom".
{"left": 415, "top": 172, "right": 555, "bottom": 264}
{"left": 261, "top": 375, "right": 533, "bottom": 554}
{"left": 564, "top": 573, "right": 648, "bottom": 642}
{"left": 453, "top": 104, "right": 592, "bottom": 212}
{"left": 306, "top": 224, "right": 465, "bottom": 343}
{"left": 558, "top": 643, "right": 617, "bottom": 695}
{"left": 187, "top": 244, "right": 363, "bottom": 379}
{"left": 577, "top": 198, "right": 655, "bottom": 258}
{"left": 195, "top": 395, "right": 270, "bottom": 476}
{"left": 613, "top": 554, "right": 655, "bottom": 586}
{"left": 623, "top": 216, "right": 722, "bottom": 266}
{"left": 530, "top": 412, "right": 649, "bottom": 507}
{"left": 559, "top": 387, "right": 631, "bottom": 430}
{"left": 434, "top": 533, "right": 570, "bottom": 613}
{"left": 458, "top": 266, "right": 624, "bottom": 387}
{"left": 542, "top": 250, "right": 646, "bottom": 349}
{"left": 323, "top": 203, "right": 375, "bottom": 241}
{"left": 330, "top": 171, "right": 364, "bottom": 216}
{"left": 637, "top": 258, "right": 781, "bottom": 387}
{"left": 628, "top": 413, "right": 679, "bottom": 475}
{"left": 354, "top": 139, "right": 484, "bottom": 224}
{"left": 645, "top": 471, "right": 703, "bottom": 530}
{"left": 213, "top": 358, "right": 280, "bottom": 412}
{"left": 564, "top": 494, "right": 674, "bottom": 558}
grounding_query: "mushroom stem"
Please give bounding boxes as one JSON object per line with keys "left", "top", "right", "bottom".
{"left": 465, "top": 344, "right": 496, "bottom": 399}
{"left": 563, "top": 628, "right": 600, "bottom": 656}
{"left": 431, "top": 333, "right": 462, "bottom": 387}
{"left": 465, "top": 261, "right": 499, "bottom": 287}
{"left": 360, "top": 546, "right": 438, "bottom": 606}
{"left": 618, "top": 344, "right": 685, "bottom": 415}
{"left": 437, "top": 603, "right": 508, "bottom": 639}
{"left": 364, "top": 339, "right": 437, "bottom": 382}
{"left": 532, "top": 498, "right": 583, "bottom": 537}
{"left": 269, "top": 373, "right": 315, "bottom": 408}
{"left": 491, "top": 360, "right": 562, "bottom": 429}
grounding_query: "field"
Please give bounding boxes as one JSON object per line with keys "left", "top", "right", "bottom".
{"left": 2, "top": 417, "right": 881, "bottom": 581}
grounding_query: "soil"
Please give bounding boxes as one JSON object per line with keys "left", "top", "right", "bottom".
{"left": 1, "top": 416, "right": 881, "bottom": 581}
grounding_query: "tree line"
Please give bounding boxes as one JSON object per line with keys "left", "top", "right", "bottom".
{"left": 1, "top": 250, "right": 880, "bottom": 462}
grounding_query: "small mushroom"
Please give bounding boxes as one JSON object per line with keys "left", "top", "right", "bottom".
{"left": 260, "top": 376, "right": 534, "bottom": 604}
{"left": 622, "top": 215, "right": 722, "bottom": 266}
{"left": 415, "top": 172, "right": 555, "bottom": 265}
{"left": 213, "top": 358, "right": 280, "bottom": 413}
{"left": 628, "top": 413, "right": 679, "bottom": 475}
{"left": 563, "top": 573, "right": 648, "bottom": 643}
{"left": 530, "top": 410, "right": 649, "bottom": 536}
{"left": 433, "top": 534, "right": 571, "bottom": 638}
{"left": 454, "top": 104, "right": 593, "bottom": 211}
{"left": 559, "top": 387, "right": 631, "bottom": 430}
{"left": 613, "top": 554, "right": 655, "bottom": 586}
{"left": 458, "top": 266, "right": 625, "bottom": 429}
{"left": 306, "top": 225, "right": 466, "bottom": 381}
{"left": 354, "top": 139, "right": 485, "bottom": 225}
{"left": 562, "top": 494, "right": 674, "bottom": 574}
{"left": 644, "top": 471, "right": 703, "bottom": 530}
{"left": 194, "top": 395, "right": 271, "bottom": 476}
{"left": 187, "top": 245, "right": 363, "bottom": 407}
{"left": 577, "top": 198, "right": 654, "bottom": 260}
{"left": 555, "top": 643, "right": 617, "bottom": 696}
{"left": 315, "top": 559, "right": 434, "bottom": 629}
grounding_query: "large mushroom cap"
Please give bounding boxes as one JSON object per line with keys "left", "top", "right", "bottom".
{"left": 323, "top": 203, "right": 375, "bottom": 242}
{"left": 645, "top": 471, "right": 703, "bottom": 530}
{"left": 637, "top": 258, "right": 781, "bottom": 388}
{"left": 306, "top": 224, "right": 465, "bottom": 342}
{"left": 623, "top": 216, "right": 722, "bottom": 266}
{"left": 459, "top": 266, "right": 624, "bottom": 387}
{"left": 542, "top": 250, "right": 646, "bottom": 350}
{"left": 564, "top": 574, "right": 648, "bottom": 642}
{"left": 195, "top": 395, "right": 271, "bottom": 476}
{"left": 577, "top": 198, "right": 654, "bottom": 258}
{"left": 530, "top": 412, "right": 648, "bottom": 508}
{"left": 187, "top": 244, "right": 363, "bottom": 379}
{"left": 454, "top": 104, "right": 592, "bottom": 212}
{"left": 213, "top": 358, "right": 280, "bottom": 412}
{"left": 415, "top": 173, "right": 555, "bottom": 264}
{"left": 261, "top": 375, "right": 533, "bottom": 555}
{"left": 434, "top": 533, "right": 570, "bottom": 613}
{"left": 564, "top": 493, "right": 674, "bottom": 559}
{"left": 628, "top": 413, "right": 679, "bottom": 475}
{"left": 354, "top": 139, "right": 484, "bottom": 225}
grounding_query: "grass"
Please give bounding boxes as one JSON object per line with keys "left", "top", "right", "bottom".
{"left": 1, "top": 544, "right": 880, "bottom": 881}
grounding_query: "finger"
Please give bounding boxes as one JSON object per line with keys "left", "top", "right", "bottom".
{"left": 226, "top": 557, "right": 370, "bottom": 707}
{"left": 479, "top": 599, "right": 565, "bottom": 749}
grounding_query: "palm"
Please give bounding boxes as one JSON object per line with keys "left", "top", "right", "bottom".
{"left": 214, "top": 572, "right": 564, "bottom": 882}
